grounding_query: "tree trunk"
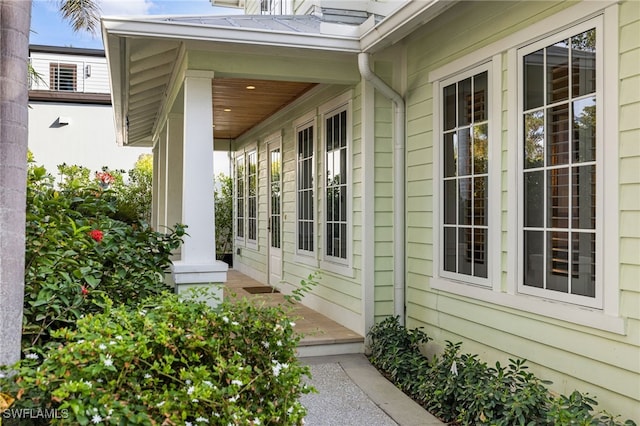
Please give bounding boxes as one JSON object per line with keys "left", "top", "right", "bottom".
{"left": 0, "top": 0, "right": 31, "bottom": 366}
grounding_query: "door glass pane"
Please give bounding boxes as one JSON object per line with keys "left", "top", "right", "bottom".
{"left": 473, "top": 72, "right": 488, "bottom": 122}
{"left": 457, "top": 129, "right": 471, "bottom": 176}
{"left": 473, "top": 124, "right": 488, "bottom": 174}
{"left": 443, "top": 132, "right": 456, "bottom": 178}
{"left": 443, "top": 180, "right": 456, "bottom": 225}
{"left": 474, "top": 176, "right": 487, "bottom": 226}
{"left": 548, "top": 168, "right": 569, "bottom": 229}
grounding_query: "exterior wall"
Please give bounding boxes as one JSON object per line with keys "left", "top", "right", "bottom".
{"left": 402, "top": 0, "right": 639, "bottom": 420}
{"left": 232, "top": 84, "right": 367, "bottom": 334}
{"left": 30, "top": 51, "right": 109, "bottom": 94}
{"left": 28, "top": 102, "right": 150, "bottom": 176}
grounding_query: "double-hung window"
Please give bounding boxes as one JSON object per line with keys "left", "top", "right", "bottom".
{"left": 296, "top": 121, "right": 315, "bottom": 254}
{"left": 519, "top": 21, "right": 601, "bottom": 307}
{"left": 324, "top": 107, "right": 349, "bottom": 262}
{"left": 235, "top": 149, "right": 257, "bottom": 245}
{"left": 50, "top": 63, "right": 77, "bottom": 91}
{"left": 439, "top": 65, "right": 492, "bottom": 285}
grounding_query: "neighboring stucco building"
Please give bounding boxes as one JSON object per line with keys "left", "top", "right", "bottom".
{"left": 28, "top": 45, "right": 149, "bottom": 176}
{"left": 103, "top": 0, "right": 640, "bottom": 419}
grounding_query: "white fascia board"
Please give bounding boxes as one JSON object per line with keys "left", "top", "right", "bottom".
{"left": 360, "top": 0, "right": 457, "bottom": 53}
{"left": 102, "top": 17, "right": 361, "bottom": 53}
{"left": 101, "top": 27, "right": 127, "bottom": 147}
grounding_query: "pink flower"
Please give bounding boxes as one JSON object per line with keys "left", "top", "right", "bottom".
{"left": 96, "top": 171, "right": 115, "bottom": 184}
{"left": 81, "top": 286, "right": 89, "bottom": 296}
{"left": 89, "top": 229, "right": 104, "bottom": 243}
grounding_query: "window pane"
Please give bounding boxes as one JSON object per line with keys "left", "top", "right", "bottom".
{"left": 548, "top": 168, "right": 569, "bottom": 229}
{"left": 458, "top": 228, "right": 472, "bottom": 275}
{"left": 547, "top": 40, "right": 570, "bottom": 103}
{"left": 458, "top": 77, "right": 472, "bottom": 126}
{"left": 340, "top": 186, "right": 347, "bottom": 221}
{"left": 326, "top": 223, "right": 333, "bottom": 256}
{"left": 474, "top": 176, "right": 487, "bottom": 226}
{"left": 547, "top": 231, "right": 569, "bottom": 293}
{"left": 524, "top": 49, "right": 544, "bottom": 110}
{"left": 443, "top": 132, "right": 456, "bottom": 177}
{"left": 547, "top": 104, "right": 570, "bottom": 166}
{"left": 459, "top": 178, "right": 472, "bottom": 226}
{"left": 473, "top": 124, "right": 488, "bottom": 174}
{"left": 457, "top": 129, "right": 471, "bottom": 176}
{"left": 474, "top": 228, "right": 487, "bottom": 278}
{"left": 473, "top": 72, "right": 488, "bottom": 122}
{"left": 571, "top": 232, "right": 595, "bottom": 296}
{"left": 572, "top": 165, "right": 596, "bottom": 230}
{"left": 340, "top": 223, "right": 347, "bottom": 258}
{"left": 524, "top": 110, "right": 544, "bottom": 169}
{"left": 443, "top": 84, "right": 456, "bottom": 131}
{"left": 444, "top": 180, "right": 456, "bottom": 225}
{"left": 524, "top": 171, "right": 544, "bottom": 227}
{"left": 443, "top": 227, "right": 456, "bottom": 272}
{"left": 571, "top": 29, "right": 596, "bottom": 98}
{"left": 524, "top": 230, "right": 544, "bottom": 288}
{"left": 572, "top": 97, "right": 596, "bottom": 163}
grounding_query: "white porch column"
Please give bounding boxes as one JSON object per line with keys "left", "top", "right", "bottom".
{"left": 157, "top": 126, "right": 168, "bottom": 230}
{"left": 151, "top": 142, "right": 159, "bottom": 230}
{"left": 166, "top": 113, "right": 183, "bottom": 230}
{"left": 171, "top": 70, "right": 228, "bottom": 302}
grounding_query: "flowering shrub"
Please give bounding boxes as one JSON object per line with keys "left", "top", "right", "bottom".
{"left": 1, "top": 293, "right": 312, "bottom": 425}
{"left": 24, "top": 163, "right": 184, "bottom": 348}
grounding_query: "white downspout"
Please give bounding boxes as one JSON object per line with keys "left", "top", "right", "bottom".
{"left": 358, "top": 52, "right": 406, "bottom": 326}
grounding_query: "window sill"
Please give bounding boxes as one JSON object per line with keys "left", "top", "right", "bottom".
{"left": 431, "top": 277, "right": 626, "bottom": 335}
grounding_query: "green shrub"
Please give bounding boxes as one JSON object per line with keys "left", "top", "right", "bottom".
{"left": 1, "top": 293, "right": 312, "bottom": 425}
{"left": 24, "top": 163, "right": 183, "bottom": 348}
{"left": 214, "top": 173, "right": 233, "bottom": 260}
{"left": 367, "top": 318, "right": 636, "bottom": 426}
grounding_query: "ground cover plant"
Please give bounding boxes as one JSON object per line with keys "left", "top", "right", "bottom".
{"left": 367, "top": 316, "right": 636, "bottom": 426}
{"left": 1, "top": 294, "right": 311, "bottom": 425}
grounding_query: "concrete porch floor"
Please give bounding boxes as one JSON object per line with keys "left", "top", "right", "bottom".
{"left": 224, "top": 269, "right": 365, "bottom": 357}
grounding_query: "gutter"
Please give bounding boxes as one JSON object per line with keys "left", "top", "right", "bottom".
{"left": 358, "top": 52, "right": 406, "bottom": 326}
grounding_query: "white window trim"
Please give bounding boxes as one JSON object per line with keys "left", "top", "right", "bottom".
{"left": 234, "top": 152, "right": 246, "bottom": 246}
{"left": 293, "top": 110, "right": 319, "bottom": 266}
{"left": 433, "top": 61, "right": 498, "bottom": 289}
{"left": 319, "top": 92, "right": 354, "bottom": 277}
{"left": 234, "top": 144, "right": 258, "bottom": 249}
{"left": 430, "top": 2, "right": 624, "bottom": 335}
{"left": 246, "top": 146, "right": 258, "bottom": 250}
{"left": 516, "top": 17, "right": 603, "bottom": 309}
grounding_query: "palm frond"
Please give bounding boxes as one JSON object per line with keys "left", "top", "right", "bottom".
{"left": 58, "top": 0, "right": 101, "bottom": 35}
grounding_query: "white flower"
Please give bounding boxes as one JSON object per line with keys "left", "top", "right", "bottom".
{"left": 98, "top": 344, "right": 107, "bottom": 350}
{"left": 187, "top": 386, "right": 195, "bottom": 395}
{"left": 274, "top": 324, "right": 283, "bottom": 332}
{"left": 25, "top": 353, "right": 39, "bottom": 360}
{"left": 78, "top": 339, "right": 85, "bottom": 344}
{"left": 195, "top": 416, "right": 209, "bottom": 423}
{"left": 261, "top": 341, "right": 269, "bottom": 349}
{"left": 203, "top": 380, "right": 213, "bottom": 387}
{"left": 139, "top": 309, "right": 147, "bottom": 316}
{"left": 115, "top": 335, "right": 123, "bottom": 340}
{"left": 192, "top": 398, "right": 199, "bottom": 403}
{"left": 252, "top": 418, "right": 261, "bottom": 425}
{"left": 83, "top": 380, "right": 93, "bottom": 388}
{"left": 109, "top": 341, "right": 116, "bottom": 345}
{"left": 156, "top": 401, "right": 165, "bottom": 407}
{"left": 228, "top": 395, "right": 239, "bottom": 403}
{"left": 276, "top": 340, "right": 282, "bottom": 347}
{"left": 97, "top": 378, "right": 103, "bottom": 383}
{"left": 103, "top": 355, "right": 113, "bottom": 367}
{"left": 222, "top": 316, "right": 229, "bottom": 323}
{"left": 450, "top": 361, "right": 458, "bottom": 376}
{"left": 231, "top": 379, "right": 242, "bottom": 386}
{"left": 186, "top": 422, "right": 193, "bottom": 426}
{"left": 91, "top": 414, "right": 103, "bottom": 424}
{"left": 290, "top": 322, "right": 296, "bottom": 327}
{"left": 144, "top": 373, "right": 152, "bottom": 379}
{"left": 185, "top": 379, "right": 192, "bottom": 385}
{"left": 231, "top": 321, "right": 239, "bottom": 326}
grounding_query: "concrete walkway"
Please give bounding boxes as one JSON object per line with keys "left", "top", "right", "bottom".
{"left": 301, "top": 354, "right": 445, "bottom": 426}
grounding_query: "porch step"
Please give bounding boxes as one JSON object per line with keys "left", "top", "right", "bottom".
{"left": 297, "top": 339, "right": 365, "bottom": 357}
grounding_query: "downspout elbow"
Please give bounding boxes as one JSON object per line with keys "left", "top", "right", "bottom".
{"left": 358, "top": 52, "right": 406, "bottom": 326}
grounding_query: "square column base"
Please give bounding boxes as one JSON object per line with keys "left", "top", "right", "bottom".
{"left": 171, "top": 260, "right": 228, "bottom": 308}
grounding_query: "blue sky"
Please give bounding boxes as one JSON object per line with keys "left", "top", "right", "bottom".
{"left": 30, "top": 0, "right": 243, "bottom": 49}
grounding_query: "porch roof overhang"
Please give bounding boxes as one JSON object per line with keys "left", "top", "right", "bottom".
{"left": 102, "top": 0, "right": 456, "bottom": 148}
